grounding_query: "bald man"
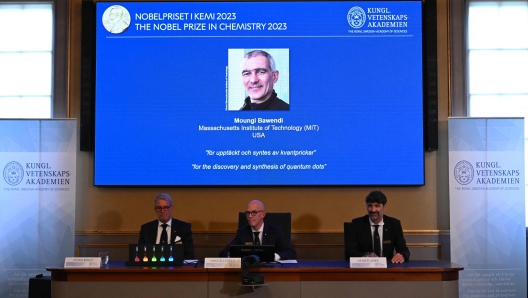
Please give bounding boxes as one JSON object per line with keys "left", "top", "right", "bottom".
{"left": 219, "top": 200, "right": 296, "bottom": 260}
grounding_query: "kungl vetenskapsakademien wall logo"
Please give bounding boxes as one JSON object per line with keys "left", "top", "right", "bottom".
{"left": 3, "top": 161, "right": 24, "bottom": 186}
{"left": 454, "top": 160, "right": 474, "bottom": 185}
{"left": 347, "top": 6, "right": 366, "bottom": 29}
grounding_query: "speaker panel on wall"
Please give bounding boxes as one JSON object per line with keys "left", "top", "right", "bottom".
{"left": 80, "top": 1, "right": 95, "bottom": 151}
{"left": 424, "top": 0, "right": 438, "bottom": 151}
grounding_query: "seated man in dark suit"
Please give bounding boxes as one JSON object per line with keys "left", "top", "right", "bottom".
{"left": 219, "top": 200, "right": 296, "bottom": 260}
{"left": 138, "top": 193, "right": 195, "bottom": 259}
{"left": 345, "top": 190, "right": 410, "bottom": 263}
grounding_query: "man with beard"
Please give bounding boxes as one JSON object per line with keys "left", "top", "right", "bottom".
{"left": 345, "top": 190, "right": 410, "bottom": 263}
{"left": 219, "top": 200, "right": 296, "bottom": 260}
{"left": 239, "top": 50, "right": 289, "bottom": 110}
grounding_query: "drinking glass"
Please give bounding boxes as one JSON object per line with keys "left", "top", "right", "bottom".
{"left": 99, "top": 252, "right": 109, "bottom": 265}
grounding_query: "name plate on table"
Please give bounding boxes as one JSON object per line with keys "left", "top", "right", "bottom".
{"left": 204, "top": 258, "right": 241, "bottom": 268}
{"left": 64, "top": 257, "right": 100, "bottom": 268}
{"left": 350, "top": 257, "right": 387, "bottom": 268}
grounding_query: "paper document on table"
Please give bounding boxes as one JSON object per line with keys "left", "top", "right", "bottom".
{"left": 278, "top": 260, "right": 298, "bottom": 264}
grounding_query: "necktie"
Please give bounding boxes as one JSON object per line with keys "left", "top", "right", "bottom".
{"left": 160, "top": 224, "right": 168, "bottom": 244}
{"left": 373, "top": 225, "right": 381, "bottom": 257}
{"left": 253, "top": 231, "right": 261, "bottom": 245}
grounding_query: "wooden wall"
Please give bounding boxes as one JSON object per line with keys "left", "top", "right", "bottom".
{"left": 68, "top": 0, "right": 453, "bottom": 260}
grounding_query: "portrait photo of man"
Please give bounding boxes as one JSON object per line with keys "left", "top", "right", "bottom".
{"left": 227, "top": 49, "right": 290, "bottom": 111}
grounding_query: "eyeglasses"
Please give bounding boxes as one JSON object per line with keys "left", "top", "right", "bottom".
{"left": 155, "top": 206, "right": 172, "bottom": 212}
{"left": 244, "top": 210, "right": 263, "bottom": 217}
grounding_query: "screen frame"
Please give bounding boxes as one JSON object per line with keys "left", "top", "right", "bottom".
{"left": 91, "top": 0, "right": 430, "bottom": 187}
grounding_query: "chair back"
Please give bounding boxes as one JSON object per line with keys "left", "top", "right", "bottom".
{"left": 344, "top": 222, "right": 352, "bottom": 260}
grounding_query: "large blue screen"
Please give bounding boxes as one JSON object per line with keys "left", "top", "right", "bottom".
{"left": 94, "top": 1, "right": 425, "bottom": 186}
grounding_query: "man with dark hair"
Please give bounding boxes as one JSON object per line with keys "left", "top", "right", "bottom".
{"left": 345, "top": 190, "right": 410, "bottom": 263}
{"left": 138, "top": 193, "right": 195, "bottom": 259}
{"left": 219, "top": 200, "right": 296, "bottom": 260}
{"left": 239, "top": 50, "right": 289, "bottom": 110}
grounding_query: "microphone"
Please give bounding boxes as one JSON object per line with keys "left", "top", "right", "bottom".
{"left": 241, "top": 255, "right": 264, "bottom": 285}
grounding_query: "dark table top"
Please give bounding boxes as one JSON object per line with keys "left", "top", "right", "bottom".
{"left": 47, "top": 259, "right": 463, "bottom": 272}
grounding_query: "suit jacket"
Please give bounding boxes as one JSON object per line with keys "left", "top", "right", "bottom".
{"left": 345, "top": 215, "right": 410, "bottom": 261}
{"left": 138, "top": 218, "right": 195, "bottom": 259}
{"left": 219, "top": 223, "right": 297, "bottom": 260}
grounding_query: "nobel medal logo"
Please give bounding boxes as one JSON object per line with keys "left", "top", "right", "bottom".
{"left": 102, "top": 5, "right": 131, "bottom": 34}
{"left": 347, "top": 6, "right": 366, "bottom": 29}
{"left": 454, "top": 160, "right": 474, "bottom": 185}
{"left": 3, "top": 161, "right": 24, "bottom": 186}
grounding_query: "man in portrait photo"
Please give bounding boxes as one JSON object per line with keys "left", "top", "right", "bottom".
{"left": 227, "top": 49, "right": 290, "bottom": 111}
{"left": 102, "top": 5, "right": 131, "bottom": 34}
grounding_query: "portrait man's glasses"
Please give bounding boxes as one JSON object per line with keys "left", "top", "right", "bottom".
{"left": 155, "top": 206, "right": 171, "bottom": 212}
{"left": 244, "top": 210, "right": 263, "bottom": 217}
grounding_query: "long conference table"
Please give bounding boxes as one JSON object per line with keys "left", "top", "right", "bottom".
{"left": 47, "top": 260, "right": 463, "bottom": 298}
